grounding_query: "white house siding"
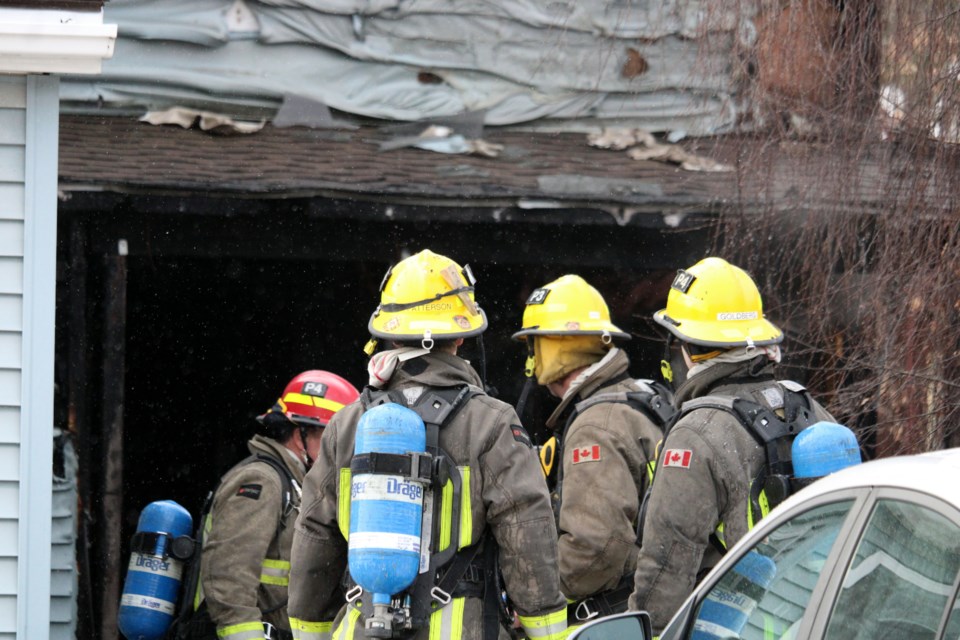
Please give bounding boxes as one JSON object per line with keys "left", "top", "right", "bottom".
{"left": 50, "top": 431, "right": 78, "bottom": 640}
{"left": 0, "top": 74, "right": 27, "bottom": 640}
{"left": 0, "top": 73, "right": 60, "bottom": 640}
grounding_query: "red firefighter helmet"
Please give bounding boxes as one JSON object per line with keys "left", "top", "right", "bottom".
{"left": 258, "top": 370, "right": 360, "bottom": 429}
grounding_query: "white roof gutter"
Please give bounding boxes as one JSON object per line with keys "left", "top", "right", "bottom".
{"left": 0, "top": 7, "right": 116, "bottom": 75}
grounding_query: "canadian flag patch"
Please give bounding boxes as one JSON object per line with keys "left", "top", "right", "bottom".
{"left": 572, "top": 445, "right": 601, "bottom": 464}
{"left": 661, "top": 449, "right": 693, "bottom": 469}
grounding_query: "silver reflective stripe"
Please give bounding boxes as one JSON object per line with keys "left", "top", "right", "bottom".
{"left": 260, "top": 558, "right": 290, "bottom": 586}
{"left": 519, "top": 610, "right": 567, "bottom": 640}
{"left": 522, "top": 619, "right": 566, "bottom": 640}
{"left": 429, "top": 597, "right": 465, "bottom": 640}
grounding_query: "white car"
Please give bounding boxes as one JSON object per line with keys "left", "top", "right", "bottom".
{"left": 571, "top": 448, "right": 960, "bottom": 640}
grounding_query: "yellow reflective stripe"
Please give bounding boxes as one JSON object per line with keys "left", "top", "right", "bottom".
{"left": 430, "top": 597, "right": 465, "bottom": 640}
{"left": 715, "top": 522, "right": 726, "bottom": 549}
{"left": 458, "top": 466, "right": 472, "bottom": 549}
{"left": 747, "top": 488, "right": 770, "bottom": 530}
{"left": 291, "top": 618, "right": 333, "bottom": 640}
{"left": 438, "top": 477, "right": 453, "bottom": 552}
{"left": 260, "top": 558, "right": 290, "bottom": 586}
{"left": 646, "top": 459, "right": 656, "bottom": 483}
{"left": 193, "top": 513, "right": 214, "bottom": 610}
{"left": 332, "top": 605, "right": 361, "bottom": 640}
{"left": 519, "top": 609, "right": 567, "bottom": 640}
{"left": 217, "top": 621, "right": 265, "bottom": 639}
{"left": 338, "top": 468, "right": 351, "bottom": 540}
{"left": 283, "top": 392, "right": 345, "bottom": 413}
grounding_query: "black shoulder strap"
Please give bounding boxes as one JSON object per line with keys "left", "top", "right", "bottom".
{"left": 676, "top": 383, "right": 817, "bottom": 530}
{"left": 249, "top": 453, "right": 297, "bottom": 525}
{"left": 638, "top": 383, "right": 817, "bottom": 548}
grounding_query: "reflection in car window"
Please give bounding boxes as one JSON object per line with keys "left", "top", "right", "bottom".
{"left": 687, "top": 500, "right": 854, "bottom": 640}
{"left": 825, "top": 499, "right": 960, "bottom": 640}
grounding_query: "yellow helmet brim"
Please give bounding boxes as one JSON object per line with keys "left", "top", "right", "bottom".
{"left": 653, "top": 309, "right": 782, "bottom": 348}
{"left": 369, "top": 307, "right": 488, "bottom": 341}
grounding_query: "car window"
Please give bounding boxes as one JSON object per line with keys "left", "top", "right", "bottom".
{"left": 944, "top": 596, "right": 960, "bottom": 639}
{"left": 686, "top": 500, "right": 854, "bottom": 640}
{"left": 824, "top": 499, "right": 960, "bottom": 640}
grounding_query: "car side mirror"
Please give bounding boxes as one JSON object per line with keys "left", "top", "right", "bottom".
{"left": 568, "top": 611, "right": 653, "bottom": 640}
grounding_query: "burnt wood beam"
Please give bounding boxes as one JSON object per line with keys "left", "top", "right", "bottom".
{"left": 99, "top": 246, "right": 126, "bottom": 640}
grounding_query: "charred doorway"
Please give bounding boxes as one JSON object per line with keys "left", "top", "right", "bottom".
{"left": 56, "top": 192, "right": 711, "bottom": 639}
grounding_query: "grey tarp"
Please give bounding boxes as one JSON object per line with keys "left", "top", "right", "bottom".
{"left": 61, "top": 0, "right": 752, "bottom": 134}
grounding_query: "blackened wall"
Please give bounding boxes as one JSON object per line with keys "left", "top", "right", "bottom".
{"left": 56, "top": 192, "right": 712, "bottom": 638}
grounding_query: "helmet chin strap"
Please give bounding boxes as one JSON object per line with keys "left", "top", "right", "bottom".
{"left": 515, "top": 337, "right": 536, "bottom": 421}
{"left": 297, "top": 425, "right": 314, "bottom": 471}
{"left": 660, "top": 333, "right": 675, "bottom": 388}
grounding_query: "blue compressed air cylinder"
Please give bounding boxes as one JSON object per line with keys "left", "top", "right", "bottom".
{"left": 692, "top": 551, "right": 777, "bottom": 640}
{"left": 349, "top": 403, "right": 426, "bottom": 603}
{"left": 793, "top": 421, "right": 862, "bottom": 479}
{"left": 118, "top": 500, "right": 193, "bottom": 640}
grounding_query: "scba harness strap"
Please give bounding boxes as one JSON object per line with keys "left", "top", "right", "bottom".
{"left": 348, "top": 384, "right": 505, "bottom": 640}
{"left": 678, "top": 380, "right": 817, "bottom": 529}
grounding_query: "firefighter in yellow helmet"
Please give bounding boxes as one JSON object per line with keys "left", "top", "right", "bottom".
{"left": 513, "top": 275, "right": 668, "bottom": 626}
{"left": 628, "top": 257, "right": 836, "bottom": 634}
{"left": 288, "top": 250, "right": 567, "bottom": 640}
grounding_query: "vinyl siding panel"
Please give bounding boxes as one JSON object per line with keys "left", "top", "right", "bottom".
{"left": 0, "top": 147, "right": 25, "bottom": 184}
{"left": 0, "top": 448, "right": 16, "bottom": 482}
{"left": 0, "top": 75, "right": 22, "bottom": 640}
{"left": 0, "top": 80, "right": 26, "bottom": 109}
{"left": 0, "top": 407, "right": 16, "bottom": 444}
{"left": 0, "top": 484, "right": 17, "bottom": 522}
{"left": 0, "top": 260, "right": 23, "bottom": 295}
{"left": 0, "top": 334, "right": 18, "bottom": 369}
{"left": 0, "top": 371, "right": 19, "bottom": 407}
{"left": 0, "top": 185, "right": 24, "bottom": 221}
{"left": 0, "top": 522, "right": 14, "bottom": 555}
{"left": 0, "top": 295, "right": 22, "bottom": 332}
{"left": 0, "top": 110, "right": 25, "bottom": 145}
{"left": 50, "top": 434, "right": 78, "bottom": 639}
{"left": 0, "top": 220, "right": 24, "bottom": 255}
{"left": 0, "top": 595, "right": 14, "bottom": 635}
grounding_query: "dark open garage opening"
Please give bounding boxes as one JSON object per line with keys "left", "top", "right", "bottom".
{"left": 55, "top": 189, "right": 711, "bottom": 639}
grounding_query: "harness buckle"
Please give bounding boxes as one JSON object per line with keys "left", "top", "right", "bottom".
{"left": 262, "top": 621, "right": 276, "bottom": 640}
{"left": 430, "top": 586, "right": 452, "bottom": 605}
{"left": 346, "top": 585, "right": 364, "bottom": 603}
{"left": 575, "top": 599, "right": 600, "bottom": 622}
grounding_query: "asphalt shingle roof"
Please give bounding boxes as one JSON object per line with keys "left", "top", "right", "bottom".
{"left": 57, "top": 115, "right": 735, "bottom": 210}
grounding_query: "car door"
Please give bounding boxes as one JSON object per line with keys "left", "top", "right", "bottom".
{"left": 663, "top": 487, "right": 960, "bottom": 640}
